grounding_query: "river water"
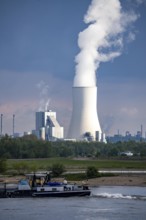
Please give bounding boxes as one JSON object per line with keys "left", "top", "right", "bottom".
{"left": 0, "top": 186, "right": 146, "bottom": 220}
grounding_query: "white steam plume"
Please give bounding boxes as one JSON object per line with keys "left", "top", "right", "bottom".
{"left": 74, "top": 0, "right": 139, "bottom": 87}
{"left": 36, "top": 80, "right": 50, "bottom": 111}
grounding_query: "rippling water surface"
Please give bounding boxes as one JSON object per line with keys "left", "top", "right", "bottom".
{"left": 0, "top": 186, "right": 146, "bottom": 220}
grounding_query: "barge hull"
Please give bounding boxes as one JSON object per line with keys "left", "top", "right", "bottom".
{"left": 32, "top": 190, "right": 91, "bottom": 197}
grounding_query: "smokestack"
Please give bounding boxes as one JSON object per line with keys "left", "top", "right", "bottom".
{"left": 68, "top": 86, "right": 101, "bottom": 140}
{"left": 141, "top": 124, "right": 143, "bottom": 138}
{"left": 13, "top": 114, "right": 15, "bottom": 136}
{"left": 1, "top": 114, "right": 3, "bottom": 136}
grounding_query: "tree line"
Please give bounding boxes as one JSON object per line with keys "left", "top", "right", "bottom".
{"left": 0, "top": 134, "right": 146, "bottom": 159}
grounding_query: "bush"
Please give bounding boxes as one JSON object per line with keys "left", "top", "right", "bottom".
{"left": 86, "top": 166, "right": 98, "bottom": 179}
{"left": 50, "top": 163, "right": 65, "bottom": 177}
{"left": 63, "top": 173, "right": 86, "bottom": 181}
{"left": 0, "top": 158, "right": 7, "bottom": 174}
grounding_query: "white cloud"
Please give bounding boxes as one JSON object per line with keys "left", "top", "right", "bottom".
{"left": 127, "top": 32, "right": 136, "bottom": 42}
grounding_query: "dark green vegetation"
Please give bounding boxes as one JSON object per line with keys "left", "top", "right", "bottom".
{"left": 0, "top": 134, "right": 146, "bottom": 159}
{"left": 63, "top": 167, "right": 101, "bottom": 181}
{"left": 50, "top": 163, "right": 65, "bottom": 177}
{"left": 3, "top": 157, "right": 146, "bottom": 176}
{"left": 86, "top": 166, "right": 99, "bottom": 178}
{"left": 8, "top": 157, "right": 146, "bottom": 170}
{"left": 1, "top": 156, "right": 146, "bottom": 180}
{"left": 0, "top": 158, "right": 7, "bottom": 173}
{"left": 0, "top": 134, "right": 146, "bottom": 175}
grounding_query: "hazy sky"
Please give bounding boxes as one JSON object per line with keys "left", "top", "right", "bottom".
{"left": 0, "top": 0, "right": 146, "bottom": 137}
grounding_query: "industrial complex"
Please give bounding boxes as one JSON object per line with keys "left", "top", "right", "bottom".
{"left": 33, "top": 110, "right": 64, "bottom": 141}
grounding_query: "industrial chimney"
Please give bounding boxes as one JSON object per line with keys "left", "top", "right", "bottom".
{"left": 0, "top": 114, "right": 3, "bottom": 137}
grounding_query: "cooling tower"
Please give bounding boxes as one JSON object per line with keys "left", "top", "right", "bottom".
{"left": 68, "top": 86, "right": 102, "bottom": 141}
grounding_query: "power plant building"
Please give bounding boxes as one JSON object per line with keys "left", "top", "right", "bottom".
{"left": 35, "top": 110, "right": 64, "bottom": 141}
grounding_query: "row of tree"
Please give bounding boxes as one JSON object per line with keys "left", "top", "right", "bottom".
{"left": 0, "top": 134, "right": 146, "bottom": 159}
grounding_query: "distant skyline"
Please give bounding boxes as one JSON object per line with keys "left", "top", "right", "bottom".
{"left": 0, "top": 0, "right": 146, "bottom": 137}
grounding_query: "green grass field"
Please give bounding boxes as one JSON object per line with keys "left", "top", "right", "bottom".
{"left": 7, "top": 157, "right": 146, "bottom": 171}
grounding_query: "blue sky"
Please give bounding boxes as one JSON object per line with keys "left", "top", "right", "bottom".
{"left": 0, "top": 0, "right": 146, "bottom": 137}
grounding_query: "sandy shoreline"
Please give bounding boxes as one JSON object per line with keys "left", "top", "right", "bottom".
{"left": 1, "top": 174, "right": 146, "bottom": 187}
{"left": 86, "top": 174, "right": 146, "bottom": 187}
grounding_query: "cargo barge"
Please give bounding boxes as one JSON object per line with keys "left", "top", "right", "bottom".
{"left": 0, "top": 173, "right": 91, "bottom": 198}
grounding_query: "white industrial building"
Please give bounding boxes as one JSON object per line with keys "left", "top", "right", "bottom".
{"left": 34, "top": 110, "right": 64, "bottom": 141}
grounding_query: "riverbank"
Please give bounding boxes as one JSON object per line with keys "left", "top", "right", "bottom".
{"left": 86, "top": 174, "right": 146, "bottom": 187}
{"left": 1, "top": 174, "right": 146, "bottom": 187}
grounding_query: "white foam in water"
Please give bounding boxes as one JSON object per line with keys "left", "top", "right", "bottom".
{"left": 94, "top": 192, "right": 137, "bottom": 200}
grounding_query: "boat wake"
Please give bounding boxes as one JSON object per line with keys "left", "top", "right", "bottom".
{"left": 91, "top": 192, "right": 146, "bottom": 201}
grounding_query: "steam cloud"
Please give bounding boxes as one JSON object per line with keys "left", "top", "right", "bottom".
{"left": 37, "top": 80, "right": 50, "bottom": 111}
{"left": 74, "top": 0, "right": 139, "bottom": 87}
